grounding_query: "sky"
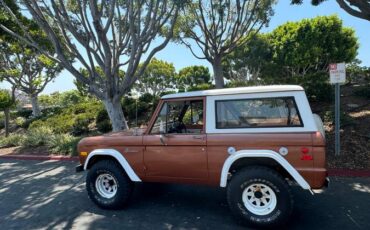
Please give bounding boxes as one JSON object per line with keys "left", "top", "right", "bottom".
{"left": 1, "top": 0, "right": 369, "bottom": 94}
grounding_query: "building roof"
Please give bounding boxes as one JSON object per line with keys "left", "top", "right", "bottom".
{"left": 161, "top": 85, "right": 304, "bottom": 99}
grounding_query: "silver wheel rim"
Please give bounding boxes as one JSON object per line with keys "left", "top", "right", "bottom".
{"left": 242, "top": 183, "right": 277, "bottom": 216}
{"left": 95, "top": 173, "right": 118, "bottom": 199}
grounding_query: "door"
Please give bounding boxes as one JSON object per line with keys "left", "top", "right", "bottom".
{"left": 143, "top": 98, "right": 208, "bottom": 180}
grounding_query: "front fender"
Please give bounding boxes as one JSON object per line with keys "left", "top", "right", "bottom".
{"left": 84, "top": 149, "right": 141, "bottom": 182}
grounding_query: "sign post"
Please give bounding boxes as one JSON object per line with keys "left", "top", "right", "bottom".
{"left": 329, "top": 63, "right": 346, "bottom": 156}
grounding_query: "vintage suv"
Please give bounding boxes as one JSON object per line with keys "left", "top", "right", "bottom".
{"left": 76, "top": 85, "right": 329, "bottom": 227}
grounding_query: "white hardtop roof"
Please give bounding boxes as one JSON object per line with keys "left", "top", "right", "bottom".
{"left": 161, "top": 85, "right": 304, "bottom": 99}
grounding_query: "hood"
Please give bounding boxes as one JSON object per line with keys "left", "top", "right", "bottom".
{"left": 78, "top": 128, "right": 146, "bottom": 147}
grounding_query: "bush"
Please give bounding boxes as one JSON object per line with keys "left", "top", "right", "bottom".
{"left": 29, "top": 114, "right": 75, "bottom": 134}
{"left": 187, "top": 83, "right": 214, "bottom": 92}
{"left": 72, "top": 114, "right": 94, "bottom": 136}
{"left": 0, "top": 134, "right": 25, "bottom": 148}
{"left": 96, "top": 119, "right": 112, "bottom": 133}
{"left": 96, "top": 109, "right": 112, "bottom": 133}
{"left": 285, "top": 73, "right": 334, "bottom": 102}
{"left": 23, "top": 126, "right": 54, "bottom": 147}
{"left": 16, "top": 109, "right": 33, "bottom": 119}
{"left": 47, "top": 134, "right": 81, "bottom": 156}
{"left": 15, "top": 117, "right": 26, "bottom": 127}
{"left": 0, "top": 120, "right": 4, "bottom": 129}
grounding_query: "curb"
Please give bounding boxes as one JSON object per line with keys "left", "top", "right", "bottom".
{"left": 0, "top": 155, "right": 79, "bottom": 162}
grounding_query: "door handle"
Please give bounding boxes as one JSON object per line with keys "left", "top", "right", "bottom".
{"left": 192, "top": 136, "right": 204, "bottom": 140}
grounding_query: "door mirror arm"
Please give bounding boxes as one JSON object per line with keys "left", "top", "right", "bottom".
{"left": 159, "top": 134, "right": 167, "bottom": 145}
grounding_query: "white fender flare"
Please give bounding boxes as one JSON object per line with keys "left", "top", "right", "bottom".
{"left": 84, "top": 149, "right": 141, "bottom": 182}
{"left": 220, "top": 150, "right": 311, "bottom": 192}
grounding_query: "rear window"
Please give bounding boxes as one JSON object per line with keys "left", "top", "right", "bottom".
{"left": 215, "top": 97, "right": 303, "bottom": 129}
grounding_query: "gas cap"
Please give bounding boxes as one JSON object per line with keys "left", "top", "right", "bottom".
{"left": 279, "top": 147, "right": 289, "bottom": 156}
{"left": 227, "top": 147, "right": 236, "bottom": 155}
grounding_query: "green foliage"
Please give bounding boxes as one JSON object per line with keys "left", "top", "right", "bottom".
{"left": 23, "top": 126, "right": 53, "bottom": 147}
{"left": 135, "top": 58, "right": 176, "bottom": 96}
{"left": 120, "top": 93, "right": 160, "bottom": 127}
{"left": 72, "top": 114, "right": 94, "bottom": 136}
{"left": 16, "top": 109, "right": 33, "bottom": 119}
{"left": 47, "top": 134, "right": 81, "bottom": 156}
{"left": 346, "top": 59, "right": 370, "bottom": 84}
{"left": 177, "top": 66, "right": 211, "bottom": 91}
{"left": 286, "top": 73, "right": 334, "bottom": 102}
{"left": 29, "top": 101, "right": 103, "bottom": 134}
{"left": 15, "top": 117, "right": 26, "bottom": 127}
{"left": 0, "top": 134, "right": 25, "bottom": 148}
{"left": 39, "top": 90, "right": 90, "bottom": 108}
{"left": 269, "top": 15, "right": 358, "bottom": 76}
{"left": 96, "top": 109, "right": 112, "bottom": 133}
{"left": 0, "top": 89, "right": 13, "bottom": 110}
{"left": 224, "top": 33, "right": 273, "bottom": 82}
{"left": 187, "top": 83, "right": 214, "bottom": 92}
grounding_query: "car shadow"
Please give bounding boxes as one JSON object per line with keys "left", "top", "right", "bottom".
{"left": 1, "top": 160, "right": 369, "bottom": 230}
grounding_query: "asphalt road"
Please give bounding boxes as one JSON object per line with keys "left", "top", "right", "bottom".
{"left": 0, "top": 159, "right": 369, "bottom": 230}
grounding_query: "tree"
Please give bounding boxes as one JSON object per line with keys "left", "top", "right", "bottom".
{"left": 223, "top": 33, "right": 273, "bottom": 83}
{"left": 0, "top": 88, "right": 15, "bottom": 137}
{"left": 269, "top": 15, "right": 358, "bottom": 78}
{"left": 177, "top": 0, "right": 276, "bottom": 88}
{"left": 134, "top": 58, "right": 176, "bottom": 97}
{"left": 1, "top": 0, "right": 61, "bottom": 116}
{"left": 0, "top": 0, "right": 182, "bottom": 131}
{"left": 177, "top": 65, "right": 211, "bottom": 91}
{"left": 291, "top": 0, "right": 370, "bottom": 22}
{"left": 0, "top": 45, "right": 63, "bottom": 116}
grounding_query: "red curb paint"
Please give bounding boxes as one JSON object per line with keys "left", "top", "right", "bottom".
{"left": 328, "top": 169, "right": 370, "bottom": 177}
{"left": 0, "top": 155, "right": 79, "bottom": 162}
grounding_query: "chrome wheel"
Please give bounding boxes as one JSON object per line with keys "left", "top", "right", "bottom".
{"left": 95, "top": 173, "right": 118, "bottom": 199}
{"left": 242, "top": 183, "right": 277, "bottom": 216}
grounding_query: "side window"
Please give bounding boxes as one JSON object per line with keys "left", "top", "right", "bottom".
{"left": 150, "top": 100, "right": 204, "bottom": 134}
{"left": 215, "top": 97, "right": 302, "bottom": 129}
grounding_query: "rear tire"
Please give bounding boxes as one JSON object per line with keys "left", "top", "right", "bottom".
{"left": 86, "top": 159, "right": 133, "bottom": 209}
{"left": 227, "top": 166, "right": 293, "bottom": 228}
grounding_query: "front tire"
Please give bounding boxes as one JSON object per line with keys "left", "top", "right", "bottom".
{"left": 227, "top": 166, "right": 293, "bottom": 228}
{"left": 86, "top": 159, "right": 133, "bottom": 209}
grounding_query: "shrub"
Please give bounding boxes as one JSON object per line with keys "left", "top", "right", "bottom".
{"left": 72, "top": 114, "right": 94, "bottom": 136}
{"left": 15, "top": 117, "right": 26, "bottom": 127}
{"left": 47, "top": 134, "right": 81, "bottom": 156}
{"left": 96, "top": 109, "right": 112, "bottom": 133}
{"left": 285, "top": 73, "right": 334, "bottom": 102}
{"left": 96, "top": 119, "right": 112, "bottom": 133}
{"left": 0, "top": 120, "right": 4, "bottom": 129}
{"left": 0, "top": 134, "right": 25, "bottom": 148}
{"left": 16, "top": 109, "right": 33, "bottom": 119}
{"left": 23, "top": 126, "right": 54, "bottom": 147}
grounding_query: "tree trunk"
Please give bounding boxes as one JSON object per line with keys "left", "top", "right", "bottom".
{"left": 102, "top": 97, "right": 129, "bottom": 132}
{"left": 212, "top": 57, "right": 225, "bottom": 89}
{"left": 30, "top": 95, "right": 41, "bottom": 117}
{"left": 4, "top": 108, "right": 10, "bottom": 137}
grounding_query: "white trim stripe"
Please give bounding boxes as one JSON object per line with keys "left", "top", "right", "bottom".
{"left": 220, "top": 150, "right": 311, "bottom": 191}
{"left": 84, "top": 149, "right": 141, "bottom": 182}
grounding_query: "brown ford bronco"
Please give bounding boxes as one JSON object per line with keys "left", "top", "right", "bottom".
{"left": 76, "top": 85, "right": 329, "bottom": 227}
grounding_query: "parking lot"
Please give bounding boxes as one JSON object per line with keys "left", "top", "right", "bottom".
{"left": 0, "top": 159, "right": 369, "bottom": 230}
